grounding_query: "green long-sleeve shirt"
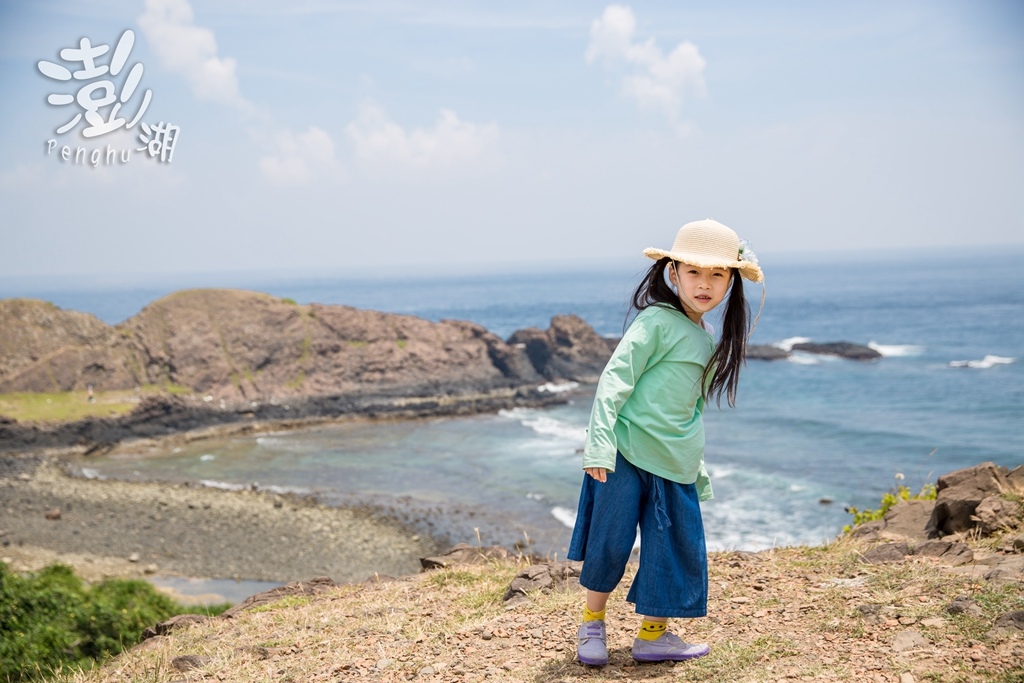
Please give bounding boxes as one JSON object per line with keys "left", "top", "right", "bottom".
{"left": 583, "top": 304, "right": 716, "bottom": 501}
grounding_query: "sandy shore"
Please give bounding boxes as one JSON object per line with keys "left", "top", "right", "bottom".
{"left": 0, "top": 453, "right": 440, "bottom": 593}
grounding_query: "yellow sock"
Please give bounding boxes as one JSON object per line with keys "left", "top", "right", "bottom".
{"left": 583, "top": 606, "right": 606, "bottom": 622}
{"left": 637, "top": 619, "right": 667, "bottom": 641}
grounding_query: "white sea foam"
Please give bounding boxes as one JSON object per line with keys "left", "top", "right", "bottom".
{"left": 521, "top": 415, "right": 587, "bottom": 442}
{"left": 949, "top": 355, "right": 1015, "bottom": 369}
{"left": 774, "top": 336, "right": 811, "bottom": 352}
{"left": 868, "top": 341, "right": 924, "bottom": 357}
{"left": 199, "top": 480, "right": 246, "bottom": 491}
{"left": 526, "top": 492, "right": 546, "bottom": 502}
{"left": 537, "top": 381, "right": 580, "bottom": 394}
{"left": 260, "top": 484, "right": 312, "bottom": 496}
{"left": 550, "top": 506, "right": 577, "bottom": 529}
{"left": 786, "top": 353, "right": 820, "bottom": 365}
{"left": 708, "top": 466, "right": 735, "bottom": 479}
{"left": 500, "top": 408, "right": 587, "bottom": 443}
{"left": 199, "top": 454, "right": 216, "bottom": 462}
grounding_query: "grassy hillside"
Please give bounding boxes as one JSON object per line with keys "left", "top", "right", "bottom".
{"left": 56, "top": 538, "right": 1023, "bottom": 683}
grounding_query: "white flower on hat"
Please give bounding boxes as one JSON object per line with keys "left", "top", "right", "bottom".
{"left": 738, "top": 239, "right": 758, "bottom": 266}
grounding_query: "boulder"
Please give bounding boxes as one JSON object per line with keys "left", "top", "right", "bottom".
{"left": 926, "top": 462, "right": 1012, "bottom": 537}
{"left": 503, "top": 561, "right": 582, "bottom": 603}
{"left": 861, "top": 542, "right": 910, "bottom": 564}
{"left": 1007, "top": 466, "right": 1024, "bottom": 494}
{"left": 507, "top": 315, "right": 613, "bottom": 383}
{"left": 220, "top": 576, "right": 338, "bottom": 619}
{"left": 911, "top": 540, "right": 974, "bottom": 566}
{"left": 974, "top": 496, "right": 1022, "bottom": 535}
{"left": 878, "top": 499, "right": 935, "bottom": 542}
{"left": 420, "top": 543, "right": 514, "bottom": 570}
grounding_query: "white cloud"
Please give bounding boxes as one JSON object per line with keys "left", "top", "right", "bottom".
{"left": 346, "top": 102, "right": 500, "bottom": 171}
{"left": 138, "top": 0, "right": 251, "bottom": 110}
{"left": 586, "top": 4, "right": 706, "bottom": 128}
{"left": 258, "top": 126, "right": 344, "bottom": 186}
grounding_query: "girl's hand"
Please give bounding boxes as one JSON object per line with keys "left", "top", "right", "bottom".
{"left": 585, "top": 467, "right": 608, "bottom": 483}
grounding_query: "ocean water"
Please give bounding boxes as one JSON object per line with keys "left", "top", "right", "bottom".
{"left": 3, "top": 247, "right": 1022, "bottom": 558}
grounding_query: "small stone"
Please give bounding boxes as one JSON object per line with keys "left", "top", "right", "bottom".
{"left": 988, "top": 611, "right": 1024, "bottom": 637}
{"left": 45, "top": 508, "right": 62, "bottom": 520}
{"left": 375, "top": 658, "right": 393, "bottom": 670}
{"left": 128, "top": 553, "right": 141, "bottom": 563}
{"left": 892, "top": 630, "right": 929, "bottom": 653}
{"left": 1012, "top": 533, "right": 1024, "bottom": 552}
{"left": 171, "top": 655, "right": 210, "bottom": 672}
{"left": 900, "top": 673, "right": 917, "bottom": 683}
{"left": 144, "top": 564, "right": 159, "bottom": 574}
{"left": 920, "top": 617, "right": 945, "bottom": 628}
{"left": 418, "top": 666, "right": 435, "bottom": 676}
{"left": 481, "top": 629, "right": 493, "bottom": 640}
{"left": 947, "top": 595, "right": 985, "bottom": 618}
{"left": 730, "top": 596, "right": 752, "bottom": 604}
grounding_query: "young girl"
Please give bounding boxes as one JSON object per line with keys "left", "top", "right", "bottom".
{"left": 568, "top": 219, "right": 763, "bottom": 666}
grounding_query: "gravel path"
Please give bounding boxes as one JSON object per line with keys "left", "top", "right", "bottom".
{"left": 0, "top": 455, "right": 438, "bottom": 585}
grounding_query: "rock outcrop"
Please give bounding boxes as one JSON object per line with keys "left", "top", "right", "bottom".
{"left": 0, "top": 293, "right": 615, "bottom": 400}
{"left": 507, "top": 314, "right": 615, "bottom": 383}
{"left": 926, "top": 462, "right": 1021, "bottom": 537}
{"left": 746, "top": 342, "right": 882, "bottom": 361}
{"left": 0, "top": 292, "right": 621, "bottom": 452}
{"left": 850, "top": 462, "right": 1024, "bottom": 581}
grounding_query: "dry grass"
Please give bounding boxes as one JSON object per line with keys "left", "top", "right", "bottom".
{"left": 56, "top": 538, "right": 1023, "bottom": 683}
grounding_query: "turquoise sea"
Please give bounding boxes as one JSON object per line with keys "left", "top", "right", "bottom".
{"left": 2, "top": 247, "right": 1022, "bottom": 559}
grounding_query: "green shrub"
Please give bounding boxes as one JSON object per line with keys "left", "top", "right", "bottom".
{"left": 0, "top": 562, "right": 225, "bottom": 682}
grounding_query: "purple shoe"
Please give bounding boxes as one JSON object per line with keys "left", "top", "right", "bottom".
{"left": 577, "top": 620, "right": 608, "bottom": 666}
{"left": 631, "top": 632, "right": 710, "bottom": 662}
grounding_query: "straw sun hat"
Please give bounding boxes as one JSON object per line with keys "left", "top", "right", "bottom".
{"left": 643, "top": 219, "right": 764, "bottom": 283}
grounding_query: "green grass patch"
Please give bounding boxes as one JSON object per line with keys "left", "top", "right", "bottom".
{"left": 0, "top": 385, "right": 196, "bottom": 424}
{"left": 0, "top": 391, "right": 137, "bottom": 423}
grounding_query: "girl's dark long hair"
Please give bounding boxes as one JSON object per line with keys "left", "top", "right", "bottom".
{"left": 630, "top": 257, "right": 750, "bottom": 407}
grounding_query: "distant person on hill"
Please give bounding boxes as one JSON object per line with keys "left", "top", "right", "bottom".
{"left": 569, "top": 219, "right": 764, "bottom": 666}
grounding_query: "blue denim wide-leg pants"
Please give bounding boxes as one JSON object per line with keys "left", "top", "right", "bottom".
{"left": 567, "top": 451, "right": 708, "bottom": 618}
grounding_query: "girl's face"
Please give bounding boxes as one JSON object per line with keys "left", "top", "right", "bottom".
{"left": 669, "top": 261, "right": 732, "bottom": 323}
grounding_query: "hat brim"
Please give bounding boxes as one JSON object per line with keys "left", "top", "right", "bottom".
{"left": 643, "top": 247, "right": 764, "bottom": 283}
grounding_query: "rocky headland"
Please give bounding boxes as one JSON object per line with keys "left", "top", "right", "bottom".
{"left": 0, "top": 291, "right": 615, "bottom": 453}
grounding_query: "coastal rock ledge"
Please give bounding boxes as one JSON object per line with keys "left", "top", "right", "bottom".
{"left": 0, "top": 292, "right": 613, "bottom": 451}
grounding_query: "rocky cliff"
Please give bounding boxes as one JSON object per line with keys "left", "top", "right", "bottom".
{"left": 0, "top": 292, "right": 615, "bottom": 451}
{"left": 0, "top": 291, "right": 611, "bottom": 399}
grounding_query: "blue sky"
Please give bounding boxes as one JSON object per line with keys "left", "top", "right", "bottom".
{"left": 1, "top": 0, "right": 1022, "bottom": 279}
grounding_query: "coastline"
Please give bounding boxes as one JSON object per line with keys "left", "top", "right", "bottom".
{"left": 0, "top": 452, "right": 442, "bottom": 598}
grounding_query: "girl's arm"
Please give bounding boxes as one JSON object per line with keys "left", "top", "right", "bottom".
{"left": 583, "top": 311, "right": 660, "bottom": 475}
